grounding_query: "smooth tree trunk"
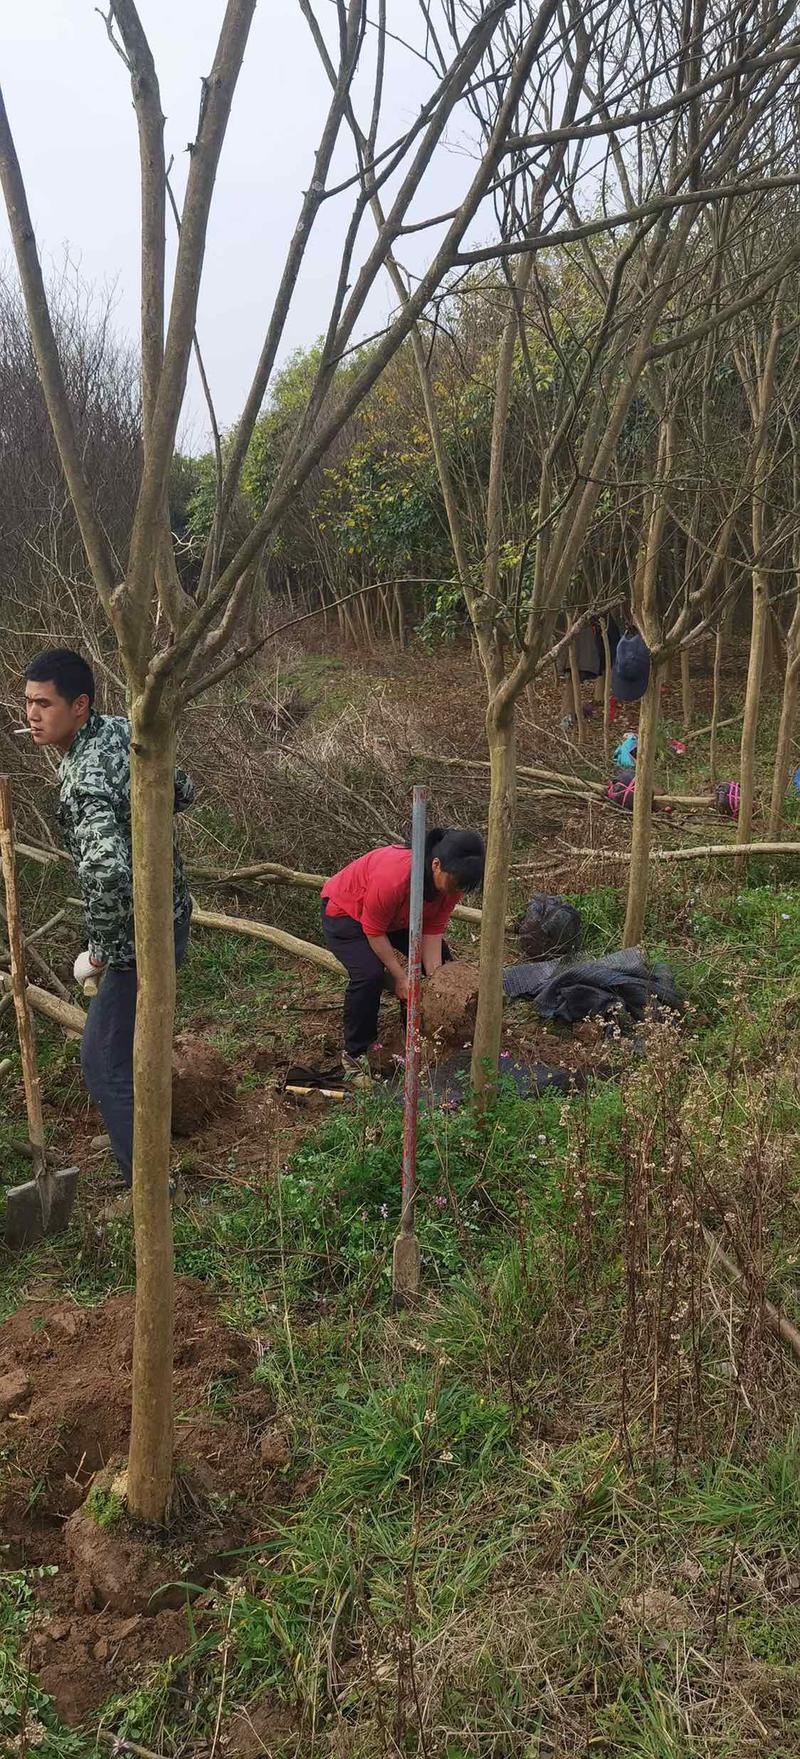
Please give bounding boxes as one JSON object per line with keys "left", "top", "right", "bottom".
{"left": 468, "top": 255, "right": 532, "bottom": 1100}
{"left": 768, "top": 597, "right": 800, "bottom": 835}
{"left": 394, "top": 583, "right": 407, "bottom": 650}
{"left": 737, "top": 569, "right": 769, "bottom": 847}
{"left": 709, "top": 619, "right": 725, "bottom": 784}
{"left": 568, "top": 639, "right": 584, "bottom": 747}
{"left": 126, "top": 699, "right": 179, "bottom": 1524}
{"left": 470, "top": 700, "right": 516, "bottom": 1099}
{"left": 600, "top": 616, "right": 612, "bottom": 768}
{"left": 623, "top": 662, "right": 664, "bottom": 947}
{"left": 763, "top": 606, "right": 780, "bottom": 684}
{"left": 768, "top": 660, "right": 800, "bottom": 835}
{"left": 680, "top": 647, "right": 692, "bottom": 732}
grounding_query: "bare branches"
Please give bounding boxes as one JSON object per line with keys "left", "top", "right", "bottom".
{"left": 146, "top": 0, "right": 563, "bottom": 703}
{"left": 107, "top": 0, "right": 166, "bottom": 445}
{"left": 3, "top": 0, "right": 800, "bottom": 731}
{"left": 121, "top": 0, "right": 257, "bottom": 677}
{"left": 0, "top": 90, "right": 119, "bottom": 616}
{"left": 194, "top": 0, "right": 368, "bottom": 603}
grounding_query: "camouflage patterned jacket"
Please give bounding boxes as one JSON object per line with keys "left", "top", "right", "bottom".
{"left": 57, "top": 710, "right": 194, "bottom": 968}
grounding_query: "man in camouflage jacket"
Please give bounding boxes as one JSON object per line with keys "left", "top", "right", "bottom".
{"left": 25, "top": 647, "right": 194, "bottom": 1189}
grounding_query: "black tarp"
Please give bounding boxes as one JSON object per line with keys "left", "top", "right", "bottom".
{"left": 503, "top": 946, "right": 682, "bottom": 1024}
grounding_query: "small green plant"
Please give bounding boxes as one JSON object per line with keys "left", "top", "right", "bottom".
{"left": 84, "top": 1483, "right": 125, "bottom": 1529}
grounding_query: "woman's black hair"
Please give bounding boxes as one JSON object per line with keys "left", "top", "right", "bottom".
{"left": 421, "top": 825, "right": 485, "bottom": 899}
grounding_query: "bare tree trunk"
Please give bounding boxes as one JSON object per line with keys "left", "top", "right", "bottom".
{"left": 734, "top": 298, "right": 783, "bottom": 849}
{"left": 680, "top": 646, "right": 692, "bottom": 731}
{"left": 623, "top": 663, "right": 663, "bottom": 946}
{"left": 568, "top": 639, "right": 584, "bottom": 748}
{"left": 768, "top": 655, "right": 800, "bottom": 836}
{"left": 394, "top": 583, "right": 407, "bottom": 650}
{"left": 763, "top": 602, "right": 779, "bottom": 683}
{"left": 709, "top": 617, "right": 725, "bottom": 784}
{"left": 737, "top": 567, "right": 768, "bottom": 847}
{"left": 126, "top": 701, "right": 178, "bottom": 1524}
{"left": 600, "top": 616, "right": 612, "bottom": 767}
{"left": 470, "top": 702, "right": 515, "bottom": 1099}
{"left": 768, "top": 588, "right": 800, "bottom": 836}
{"left": 467, "top": 255, "right": 533, "bottom": 1097}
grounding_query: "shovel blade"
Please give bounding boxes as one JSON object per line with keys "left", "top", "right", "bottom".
{"left": 391, "top": 1229, "right": 421, "bottom": 1310}
{"left": 3, "top": 1166, "right": 79, "bottom": 1250}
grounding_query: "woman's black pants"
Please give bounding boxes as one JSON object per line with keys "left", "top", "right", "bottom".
{"left": 321, "top": 902, "right": 451, "bottom": 1057}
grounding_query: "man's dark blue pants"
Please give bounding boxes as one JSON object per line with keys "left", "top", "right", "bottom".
{"left": 80, "top": 909, "right": 191, "bottom": 1187}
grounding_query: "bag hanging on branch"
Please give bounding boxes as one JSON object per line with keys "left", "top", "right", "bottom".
{"left": 714, "top": 781, "right": 740, "bottom": 819}
{"left": 518, "top": 894, "right": 582, "bottom": 960}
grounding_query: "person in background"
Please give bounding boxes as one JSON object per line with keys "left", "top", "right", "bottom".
{"left": 557, "top": 615, "right": 620, "bottom": 730}
{"left": 24, "top": 647, "right": 194, "bottom": 1190}
{"left": 321, "top": 827, "right": 485, "bottom": 1084}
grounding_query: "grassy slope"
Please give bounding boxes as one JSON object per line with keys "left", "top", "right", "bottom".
{"left": 3, "top": 655, "right": 800, "bottom": 1756}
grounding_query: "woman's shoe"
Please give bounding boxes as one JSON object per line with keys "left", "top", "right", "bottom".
{"left": 342, "top": 1052, "right": 374, "bottom": 1091}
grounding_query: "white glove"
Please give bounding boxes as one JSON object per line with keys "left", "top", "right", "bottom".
{"left": 74, "top": 949, "right": 105, "bottom": 986}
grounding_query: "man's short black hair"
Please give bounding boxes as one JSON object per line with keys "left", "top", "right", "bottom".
{"left": 25, "top": 648, "right": 95, "bottom": 706}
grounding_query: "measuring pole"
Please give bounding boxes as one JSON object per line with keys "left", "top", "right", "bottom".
{"left": 392, "top": 784, "right": 427, "bottom": 1307}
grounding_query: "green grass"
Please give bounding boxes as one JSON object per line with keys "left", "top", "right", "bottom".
{"left": 6, "top": 727, "right": 800, "bottom": 1752}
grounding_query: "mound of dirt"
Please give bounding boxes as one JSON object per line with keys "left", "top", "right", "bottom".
{"left": 172, "top": 1033, "right": 236, "bottom": 1135}
{"left": 421, "top": 962, "right": 480, "bottom": 1049}
{"left": 0, "top": 1278, "right": 279, "bottom": 1725}
{"left": 28, "top": 1602, "right": 191, "bottom": 1728}
{"left": 0, "top": 1278, "right": 257, "bottom": 1524}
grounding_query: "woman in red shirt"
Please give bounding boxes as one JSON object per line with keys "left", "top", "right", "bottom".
{"left": 321, "top": 827, "right": 485, "bottom": 1080}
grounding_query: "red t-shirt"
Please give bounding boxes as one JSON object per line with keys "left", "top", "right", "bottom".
{"left": 322, "top": 846, "right": 462, "bottom": 938}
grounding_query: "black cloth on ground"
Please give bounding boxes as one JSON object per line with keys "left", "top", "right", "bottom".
{"left": 502, "top": 946, "right": 682, "bottom": 1024}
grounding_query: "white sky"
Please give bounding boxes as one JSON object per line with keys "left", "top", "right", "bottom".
{"left": 2, "top": 1, "right": 477, "bottom": 452}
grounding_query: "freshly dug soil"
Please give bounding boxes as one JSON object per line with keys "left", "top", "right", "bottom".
{"left": 371, "top": 977, "right": 610, "bottom": 1089}
{"left": 510, "top": 1014, "right": 610, "bottom": 1074}
{"left": 224, "top": 1694, "right": 298, "bottom": 1756}
{"left": 28, "top": 1601, "right": 192, "bottom": 1729}
{"left": 0, "top": 1277, "right": 256, "bottom": 1524}
{"left": 0, "top": 1278, "right": 281, "bottom": 1724}
{"left": 172, "top": 1032, "right": 236, "bottom": 1134}
{"left": 421, "top": 962, "right": 480, "bottom": 1049}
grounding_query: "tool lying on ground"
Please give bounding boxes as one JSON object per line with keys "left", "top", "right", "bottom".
{"left": 282, "top": 1063, "right": 347, "bottom": 1101}
{"left": 392, "top": 783, "right": 426, "bottom": 1308}
{"left": 0, "top": 776, "right": 79, "bottom": 1248}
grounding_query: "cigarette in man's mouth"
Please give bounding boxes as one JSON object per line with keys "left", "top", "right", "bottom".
{"left": 12, "top": 727, "right": 30, "bottom": 735}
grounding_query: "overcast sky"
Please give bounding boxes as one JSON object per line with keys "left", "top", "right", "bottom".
{"left": 2, "top": 1, "right": 478, "bottom": 453}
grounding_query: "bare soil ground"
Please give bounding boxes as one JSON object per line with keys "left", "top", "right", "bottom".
{"left": 0, "top": 1277, "right": 289, "bottom": 1724}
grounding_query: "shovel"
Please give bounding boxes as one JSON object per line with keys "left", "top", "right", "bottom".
{"left": 0, "top": 776, "right": 79, "bottom": 1248}
{"left": 392, "top": 783, "right": 427, "bottom": 1308}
